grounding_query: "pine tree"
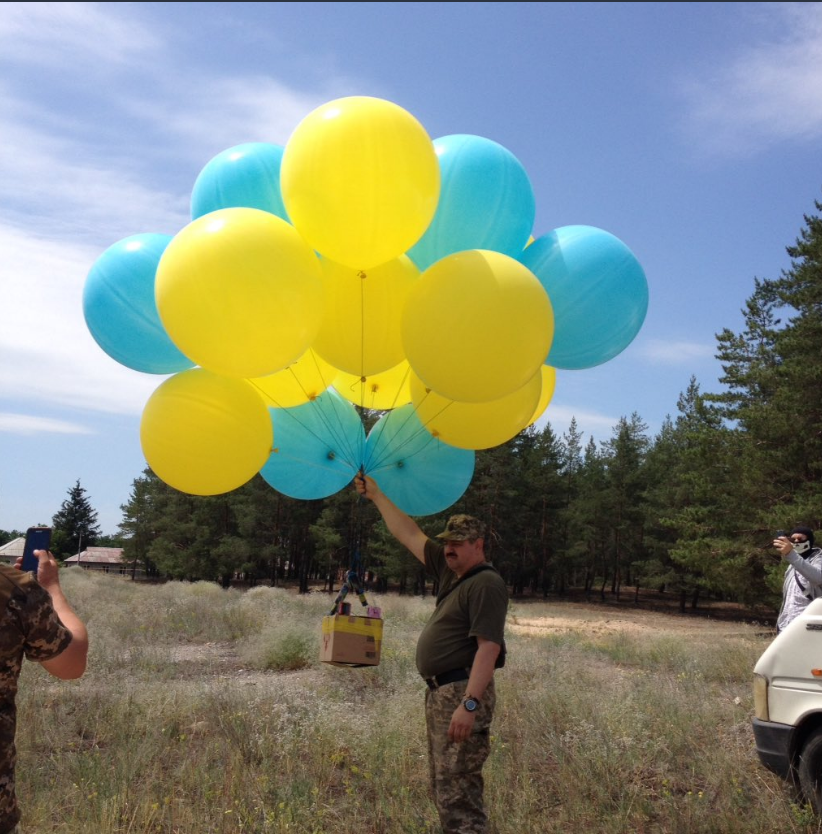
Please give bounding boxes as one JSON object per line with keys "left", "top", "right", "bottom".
{"left": 704, "top": 196, "right": 822, "bottom": 606}
{"left": 564, "top": 436, "right": 608, "bottom": 598}
{"left": 51, "top": 479, "right": 102, "bottom": 559}
{"left": 599, "top": 413, "right": 650, "bottom": 598}
{"left": 119, "top": 468, "right": 166, "bottom": 578}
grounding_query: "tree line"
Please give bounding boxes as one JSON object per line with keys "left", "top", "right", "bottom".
{"left": 5, "top": 196, "right": 822, "bottom": 619}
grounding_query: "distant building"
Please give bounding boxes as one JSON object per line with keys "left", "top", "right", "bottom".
{"left": 0, "top": 540, "right": 146, "bottom": 578}
{"left": 0, "top": 537, "right": 25, "bottom": 565}
{"left": 65, "top": 547, "right": 143, "bottom": 577}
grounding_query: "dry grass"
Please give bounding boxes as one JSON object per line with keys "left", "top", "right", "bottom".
{"left": 12, "top": 570, "right": 820, "bottom": 833}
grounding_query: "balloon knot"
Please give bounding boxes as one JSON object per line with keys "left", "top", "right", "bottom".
{"left": 396, "top": 460, "right": 404, "bottom": 468}
{"left": 327, "top": 451, "right": 336, "bottom": 460}
{"left": 357, "top": 271, "right": 367, "bottom": 280}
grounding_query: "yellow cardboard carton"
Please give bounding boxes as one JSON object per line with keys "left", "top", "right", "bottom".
{"left": 320, "top": 614, "right": 383, "bottom": 667}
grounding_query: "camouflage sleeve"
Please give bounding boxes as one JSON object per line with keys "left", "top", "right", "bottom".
{"left": 11, "top": 583, "right": 72, "bottom": 661}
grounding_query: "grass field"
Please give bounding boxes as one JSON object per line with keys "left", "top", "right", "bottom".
{"left": 13, "top": 569, "right": 818, "bottom": 833}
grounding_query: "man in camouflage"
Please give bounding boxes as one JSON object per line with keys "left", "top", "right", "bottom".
{"left": 355, "top": 474, "right": 508, "bottom": 834}
{"left": 0, "top": 548, "right": 88, "bottom": 834}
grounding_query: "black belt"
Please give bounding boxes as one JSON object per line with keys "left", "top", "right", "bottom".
{"left": 424, "top": 668, "right": 470, "bottom": 690}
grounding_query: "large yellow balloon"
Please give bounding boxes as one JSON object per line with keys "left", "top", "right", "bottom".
{"left": 410, "top": 370, "right": 542, "bottom": 450}
{"left": 156, "top": 208, "right": 323, "bottom": 378}
{"left": 313, "top": 255, "right": 418, "bottom": 376}
{"left": 140, "top": 369, "right": 273, "bottom": 496}
{"left": 402, "top": 250, "right": 554, "bottom": 403}
{"left": 280, "top": 96, "right": 440, "bottom": 269}
{"left": 526, "top": 365, "right": 558, "bottom": 427}
{"left": 249, "top": 349, "right": 336, "bottom": 408}
{"left": 332, "top": 361, "right": 413, "bottom": 410}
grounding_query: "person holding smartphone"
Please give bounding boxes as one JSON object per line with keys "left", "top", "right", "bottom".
{"left": 773, "top": 526, "right": 822, "bottom": 633}
{"left": 0, "top": 546, "right": 88, "bottom": 834}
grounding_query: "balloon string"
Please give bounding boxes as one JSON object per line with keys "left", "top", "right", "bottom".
{"left": 302, "top": 351, "right": 368, "bottom": 470}
{"left": 248, "top": 375, "right": 362, "bottom": 472}
{"left": 364, "top": 398, "right": 440, "bottom": 472}
{"left": 358, "top": 271, "right": 367, "bottom": 387}
{"left": 302, "top": 351, "right": 366, "bottom": 470}
{"left": 248, "top": 350, "right": 441, "bottom": 483}
{"left": 367, "top": 427, "right": 453, "bottom": 476}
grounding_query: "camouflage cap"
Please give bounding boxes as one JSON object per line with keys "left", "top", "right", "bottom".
{"left": 434, "top": 514, "right": 486, "bottom": 542}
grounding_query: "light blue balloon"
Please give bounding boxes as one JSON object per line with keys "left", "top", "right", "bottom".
{"left": 364, "top": 405, "right": 474, "bottom": 516}
{"left": 190, "top": 143, "right": 289, "bottom": 221}
{"left": 407, "top": 134, "right": 535, "bottom": 272}
{"left": 260, "top": 389, "right": 365, "bottom": 500}
{"left": 520, "top": 225, "right": 649, "bottom": 370}
{"left": 83, "top": 234, "right": 195, "bottom": 374}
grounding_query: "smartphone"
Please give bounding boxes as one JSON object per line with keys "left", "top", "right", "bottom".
{"left": 22, "top": 526, "right": 51, "bottom": 573}
{"left": 776, "top": 530, "right": 787, "bottom": 538}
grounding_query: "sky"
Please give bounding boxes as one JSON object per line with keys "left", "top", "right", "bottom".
{"left": 2, "top": 1, "right": 821, "bottom": 535}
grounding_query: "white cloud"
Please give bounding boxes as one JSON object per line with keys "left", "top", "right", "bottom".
{"left": 534, "top": 403, "right": 619, "bottom": 445}
{"left": 0, "top": 412, "right": 92, "bottom": 435}
{"left": 678, "top": 3, "right": 822, "bottom": 155}
{"left": 0, "top": 5, "right": 349, "bottom": 425}
{"left": 0, "top": 7, "right": 345, "bottom": 237}
{"left": 634, "top": 339, "right": 715, "bottom": 365}
{"left": 0, "top": 222, "right": 166, "bottom": 416}
{"left": 0, "top": 2, "right": 160, "bottom": 65}
{"left": 0, "top": 90, "right": 190, "bottom": 244}
{"left": 135, "top": 76, "right": 332, "bottom": 162}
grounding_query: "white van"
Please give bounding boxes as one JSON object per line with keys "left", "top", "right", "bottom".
{"left": 753, "top": 596, "right": 822, "bottom": 810}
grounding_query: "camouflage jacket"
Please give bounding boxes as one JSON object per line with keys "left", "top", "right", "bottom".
{"left": 0, "top": 565, "right": 72, "bottom": 834}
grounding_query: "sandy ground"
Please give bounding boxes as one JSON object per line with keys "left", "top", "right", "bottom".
{"left": 165, "top": 601, "right": 770, "bottom": 679}
{"left": 506, "top": 599, "right": 772, "bottom": 639}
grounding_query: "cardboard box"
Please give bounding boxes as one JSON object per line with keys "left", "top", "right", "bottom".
{"left": 320, "top": 614, "right": 383, "bottom": 667}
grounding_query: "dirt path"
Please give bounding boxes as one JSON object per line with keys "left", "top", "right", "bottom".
{"left": 507, "top": 599, "right": 772, "bottom": 639}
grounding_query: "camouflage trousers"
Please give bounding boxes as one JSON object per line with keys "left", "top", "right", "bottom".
{"left": 425, "top": 679, "right": 496, "bottom": 834}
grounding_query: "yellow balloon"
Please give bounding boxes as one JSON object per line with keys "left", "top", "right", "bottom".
{"left": 281, "top": 96, "right": 440, "bottom": 269}
{"left": 156, "top": 208, "right": 323, "bottom": 378}
{"left": 410, "top": 370, "right": 542, "bottom": 450}
{"left": 313, "top": 255, "right": 418, "bottom": 376}
{"left": 402, "top": 250, "right": 554, "bottom": 403}
{"left": 249, "top": 349, "right": 336, "bottom": 408}
{"left": 140, "top": 369, "right": 273, "bottom": 495}
{"left": 526, "top": 365, "right": 558, "bottom": 427}
{"left": 332, "top": 361, "right": 413, "bottom": 410}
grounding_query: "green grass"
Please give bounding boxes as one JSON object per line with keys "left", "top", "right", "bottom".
{"left": 12, "top": 570, "right": 819, "bottom": 833}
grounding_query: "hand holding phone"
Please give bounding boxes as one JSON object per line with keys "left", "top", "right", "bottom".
{"left": 22, "top": 526, "right": 52, "bottom": 573}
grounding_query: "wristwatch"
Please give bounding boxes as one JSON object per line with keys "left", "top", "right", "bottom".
{"left": 462, "top": 695, "right": 480, "bottom": 713}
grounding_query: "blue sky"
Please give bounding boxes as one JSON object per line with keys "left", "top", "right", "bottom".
{"left": 2, "top": 1, "right": 821, "bottom": 535}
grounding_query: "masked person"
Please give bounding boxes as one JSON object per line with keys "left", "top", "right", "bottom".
{"left": 355, "top": 473, "right": 507, "bottom": 834}
{"left": 774, "top": 526, "right": 822, "bottom": 633}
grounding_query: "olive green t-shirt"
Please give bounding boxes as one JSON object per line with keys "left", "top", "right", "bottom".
{"left": 415, "top": 539, "right": 508, "bottom": 679}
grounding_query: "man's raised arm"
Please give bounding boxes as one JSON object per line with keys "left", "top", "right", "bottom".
{"left": 355, "top": 473, "right": 428, "bottom": 564}
{"left": 34, "top": 550, "right": 88, "bottom": 679}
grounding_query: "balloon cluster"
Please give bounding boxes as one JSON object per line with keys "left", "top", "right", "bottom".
{"left": 83, "top": 96, "right": 648, "bottom": 516}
